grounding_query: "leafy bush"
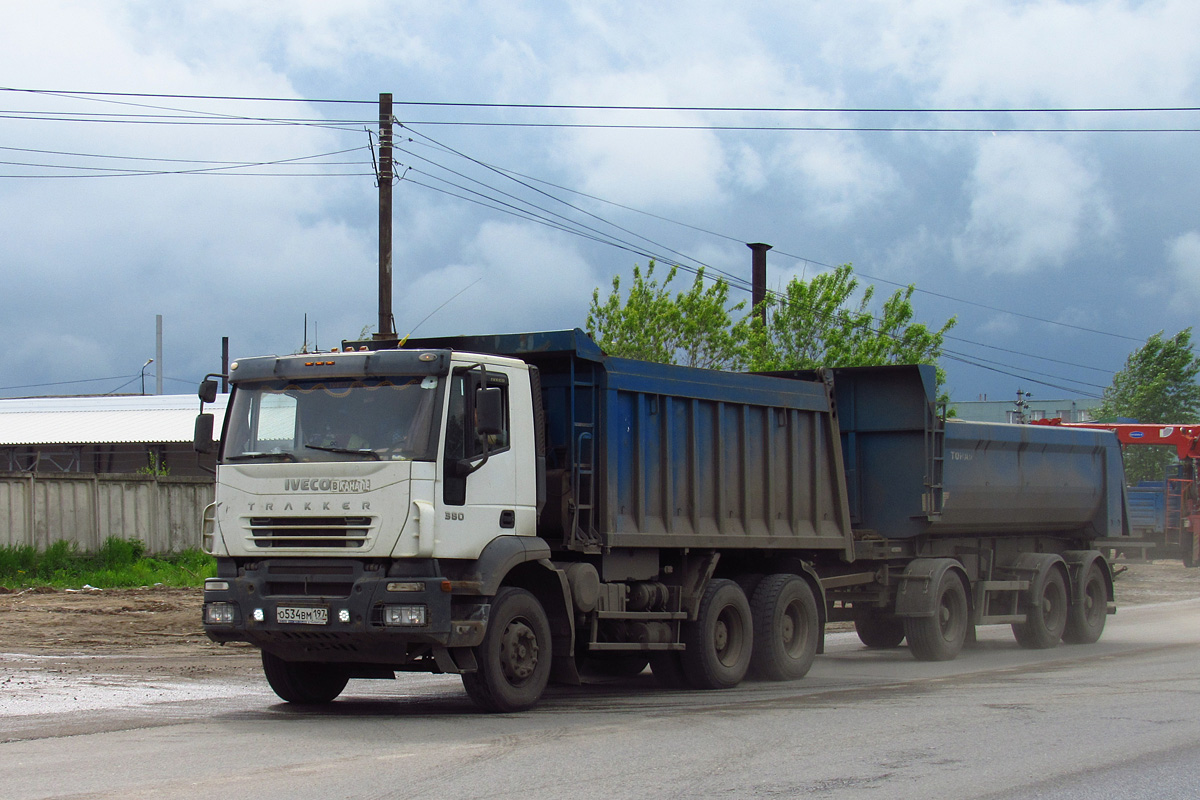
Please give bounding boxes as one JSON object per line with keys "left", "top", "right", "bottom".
{"left": 0, "top": 538, "right": 215, "bottom": 590}
{"left": 97, "top": 536, "right": 146, "bottom": 568}
{"left": 39, "top": 540, "right": 78, "bottom": 580}
{"left": 0, "top": 543, "right": 35, "bottom": 573}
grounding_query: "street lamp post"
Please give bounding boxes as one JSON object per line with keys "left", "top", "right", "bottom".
{"left": 140, "top": 358, "right": 154, "bottom": 396}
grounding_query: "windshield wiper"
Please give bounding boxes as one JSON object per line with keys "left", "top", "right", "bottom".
{"left": 225, "top": 451, "right": 298, "bottom": 462}
{"left": 304, "top": 444, "right": 382, "bottom": 461}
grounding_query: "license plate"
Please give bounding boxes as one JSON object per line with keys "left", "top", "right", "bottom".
{"left": 276, "top": 606, "right": 328, "bottom": 625}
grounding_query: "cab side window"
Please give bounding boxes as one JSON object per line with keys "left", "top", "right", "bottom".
{"left": 443, "top": 371, "right": 509, "bottom": 505}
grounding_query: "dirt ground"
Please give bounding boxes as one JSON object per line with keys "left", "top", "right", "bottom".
{"left": 2, "top": 559, "right": 1199, "bottom": 683}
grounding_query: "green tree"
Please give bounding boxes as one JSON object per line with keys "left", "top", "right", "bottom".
{"left": 1096, "top": 329, "right": 1200, "bottom": 483}
{"left": 587, "top": 262, "right": 747, "bottom": 369}
{"left": 587, "top": 261, "right": 955, "bottom": 395}
{"left": 744, "top": 264, "right": 955, "bottom": 374}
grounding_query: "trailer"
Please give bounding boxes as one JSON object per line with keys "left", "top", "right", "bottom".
{"left": 197, "top": 329, "right": 1126, "bottom": 711}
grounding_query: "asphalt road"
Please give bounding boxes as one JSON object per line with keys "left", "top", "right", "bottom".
{"left": 4, "top": 599, "right": 1199, "bottom": 800}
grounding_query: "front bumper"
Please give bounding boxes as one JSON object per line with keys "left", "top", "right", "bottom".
{"left": 202, "top": 559, "right": 489, "bottom": 667}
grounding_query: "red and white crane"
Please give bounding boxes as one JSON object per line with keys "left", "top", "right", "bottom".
{"left": 1032, "top": 419, "right": 1200, "bottom": 566}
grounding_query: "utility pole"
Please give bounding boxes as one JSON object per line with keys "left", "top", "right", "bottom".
{"left": 374, "top": 92, "right": 395, "bottom": 341}
{"left": 155, "top": 314, "right": 163, "bottom": 395}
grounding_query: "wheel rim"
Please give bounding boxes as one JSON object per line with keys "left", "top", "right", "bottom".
{"left": 1083, "top": 574, "right": 1105, "bottom": 625}
{"left": 938, "top": 584, "right": 965, "bottom": 642}
{"left": 499, "top": 618, "right": 539, "bottom": 685}
{"left": 715, "top": 606, "right": 746, "bottom": 667}
{"left": 1041, "top": 576, "right": 1067, "bottom": 631}
{"left": 781, "top": 600, "right": 805, "bottom": 657}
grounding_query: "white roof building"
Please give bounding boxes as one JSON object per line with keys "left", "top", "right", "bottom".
{"left": 0, "top": 394, "right": 228, "bottom": 445}
{"left": 0, "top": 394, "right": 228, "bottom": 474}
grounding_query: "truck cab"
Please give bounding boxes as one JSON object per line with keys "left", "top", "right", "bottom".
{"left": 199, "top": 346, "right": 553, "bottom": 710}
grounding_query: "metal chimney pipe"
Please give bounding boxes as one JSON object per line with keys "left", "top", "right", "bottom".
{"left": 747, "top": 243, "right": 772, "bottom": 326}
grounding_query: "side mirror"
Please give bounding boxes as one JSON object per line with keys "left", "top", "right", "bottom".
{"left": 199, "top": 379, "right": 219, "bottom": 404}
{"left": 476, "top": 387, "right": 503, "bottom": 435}
{"left": 194, "top": 413, "right": 216, "bottom": 454}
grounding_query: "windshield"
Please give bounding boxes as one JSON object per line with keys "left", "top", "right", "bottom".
{"left": 222, "top": 376, "right": 443, "bottom": 463}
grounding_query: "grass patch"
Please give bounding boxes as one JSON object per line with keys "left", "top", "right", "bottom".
{"left": 0, "top": 537, "right": 215, "bottom": 590}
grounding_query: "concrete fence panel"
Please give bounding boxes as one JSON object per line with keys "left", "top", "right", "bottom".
{"left": 0, "top": 472, "right": 214, "bottom": 554}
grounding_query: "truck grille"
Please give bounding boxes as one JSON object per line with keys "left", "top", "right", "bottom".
{"left": 247, "top": 516, "right": 373, "bottom": 549}
{"left": 263, "top": 562, "right": 356, "bottom": 597}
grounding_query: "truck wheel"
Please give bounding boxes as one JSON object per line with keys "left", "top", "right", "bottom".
{"left": 854, "top": 609, "right": 906, "bottom": 649}
{"left": 1013, "top": 568, "right": 1068, "bottom": 649}
{"left": 904, "top": 571, "right": 968, "bottom": 662}
{"left": 462, "top": 587, "right": 552, "bottom": 713}
{"left": 261, "top": 651, "right": 349, "bottom": 704}
{"left": 681, "top": 579, "right": 753, "bottom": 689}
{"left": 749, "top": 574, "right": 819, "bottom": 680}
{"left": 1063, "top": 562, "right": 1107, "bottom": 644}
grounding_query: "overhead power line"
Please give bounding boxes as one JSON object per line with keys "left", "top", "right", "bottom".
{"left": 400, "top": 120, "right": 1200, "bottom": 133}
{"left": 396, "top": 127, "right": 1119, "bottom": 393}
{"left": 0, "top": 89, "right": 1145, "bottom": 392}
{"left": 4, "top": 88, "right": 1199, "bottom": 114}
{"left": 462, "top": 150, "right": 1143, "bottom": 345}
{"left": 5, "top": 109, "right": 1195, "bottom": 133}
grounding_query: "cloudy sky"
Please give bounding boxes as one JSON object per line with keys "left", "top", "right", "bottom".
{"left": 2, "top": 0, "right": 1197, "bottom": 406}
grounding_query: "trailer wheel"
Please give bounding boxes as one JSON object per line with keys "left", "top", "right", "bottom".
{"left": 904, "top": 571, "right": 968, "bottom": 662}
{"left": 261, "top": 652, "right": 349, "bottom": 704}
{"left": 1013, "top": 568, "right": 1068, "bottom": 649}
{"left": 462, "top": 587, "right": 552, "bottom": 713}
{"left": 854, "top": 609, "right": 906, "bottom": 649}
{"left": 681, "top": 579, "right": 753, "bottom": 689}
{"left": 749, "top": 574, "right": 819, "bottom": 680}
{"left": 1063, "top": 562, "right": 1107, "bottom": 644}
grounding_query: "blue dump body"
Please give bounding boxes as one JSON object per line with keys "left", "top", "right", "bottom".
{"left": 404, "top": 330, "right": 1126, "bottom": 550}
{"left": 407, "top": 329, "right": 853, "bottom": 555}
{"left": 823, "top": 363, "right": 1127, "bottom": 541}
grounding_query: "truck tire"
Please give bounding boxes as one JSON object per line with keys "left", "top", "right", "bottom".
{"left": 903, "top": 571, "right": 968, "bottom": 662}
{"left": 749, "top": 574, "right": 819, "bottom": 680}
{"left": 1063, "top": 562, "right": 1107, "bottom": 644}
{"left": 462, "top": 587, "right": 552, "bottom": 713}
{"left": 854, "top": 609, "right": 906, "bottom": 649}
{"left": 681, "top": 579, "right": 753, "bottom": 689}
{"left": 261, "top": 652, "right": 349, "bottom": 704}
{"left": 1013, "top": 568, "right": 1068, "bottom": 649}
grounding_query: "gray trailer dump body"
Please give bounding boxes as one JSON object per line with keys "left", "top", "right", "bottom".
{"left": 812, "top": 363, "right": 1127, "bottom": 543}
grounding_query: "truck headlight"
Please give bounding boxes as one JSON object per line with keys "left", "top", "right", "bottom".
{"left": 383, "top": 605, "right": 427, "bottom": 626}
{"left": 204, "top": 602, "right": 238, "bottom": 625}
